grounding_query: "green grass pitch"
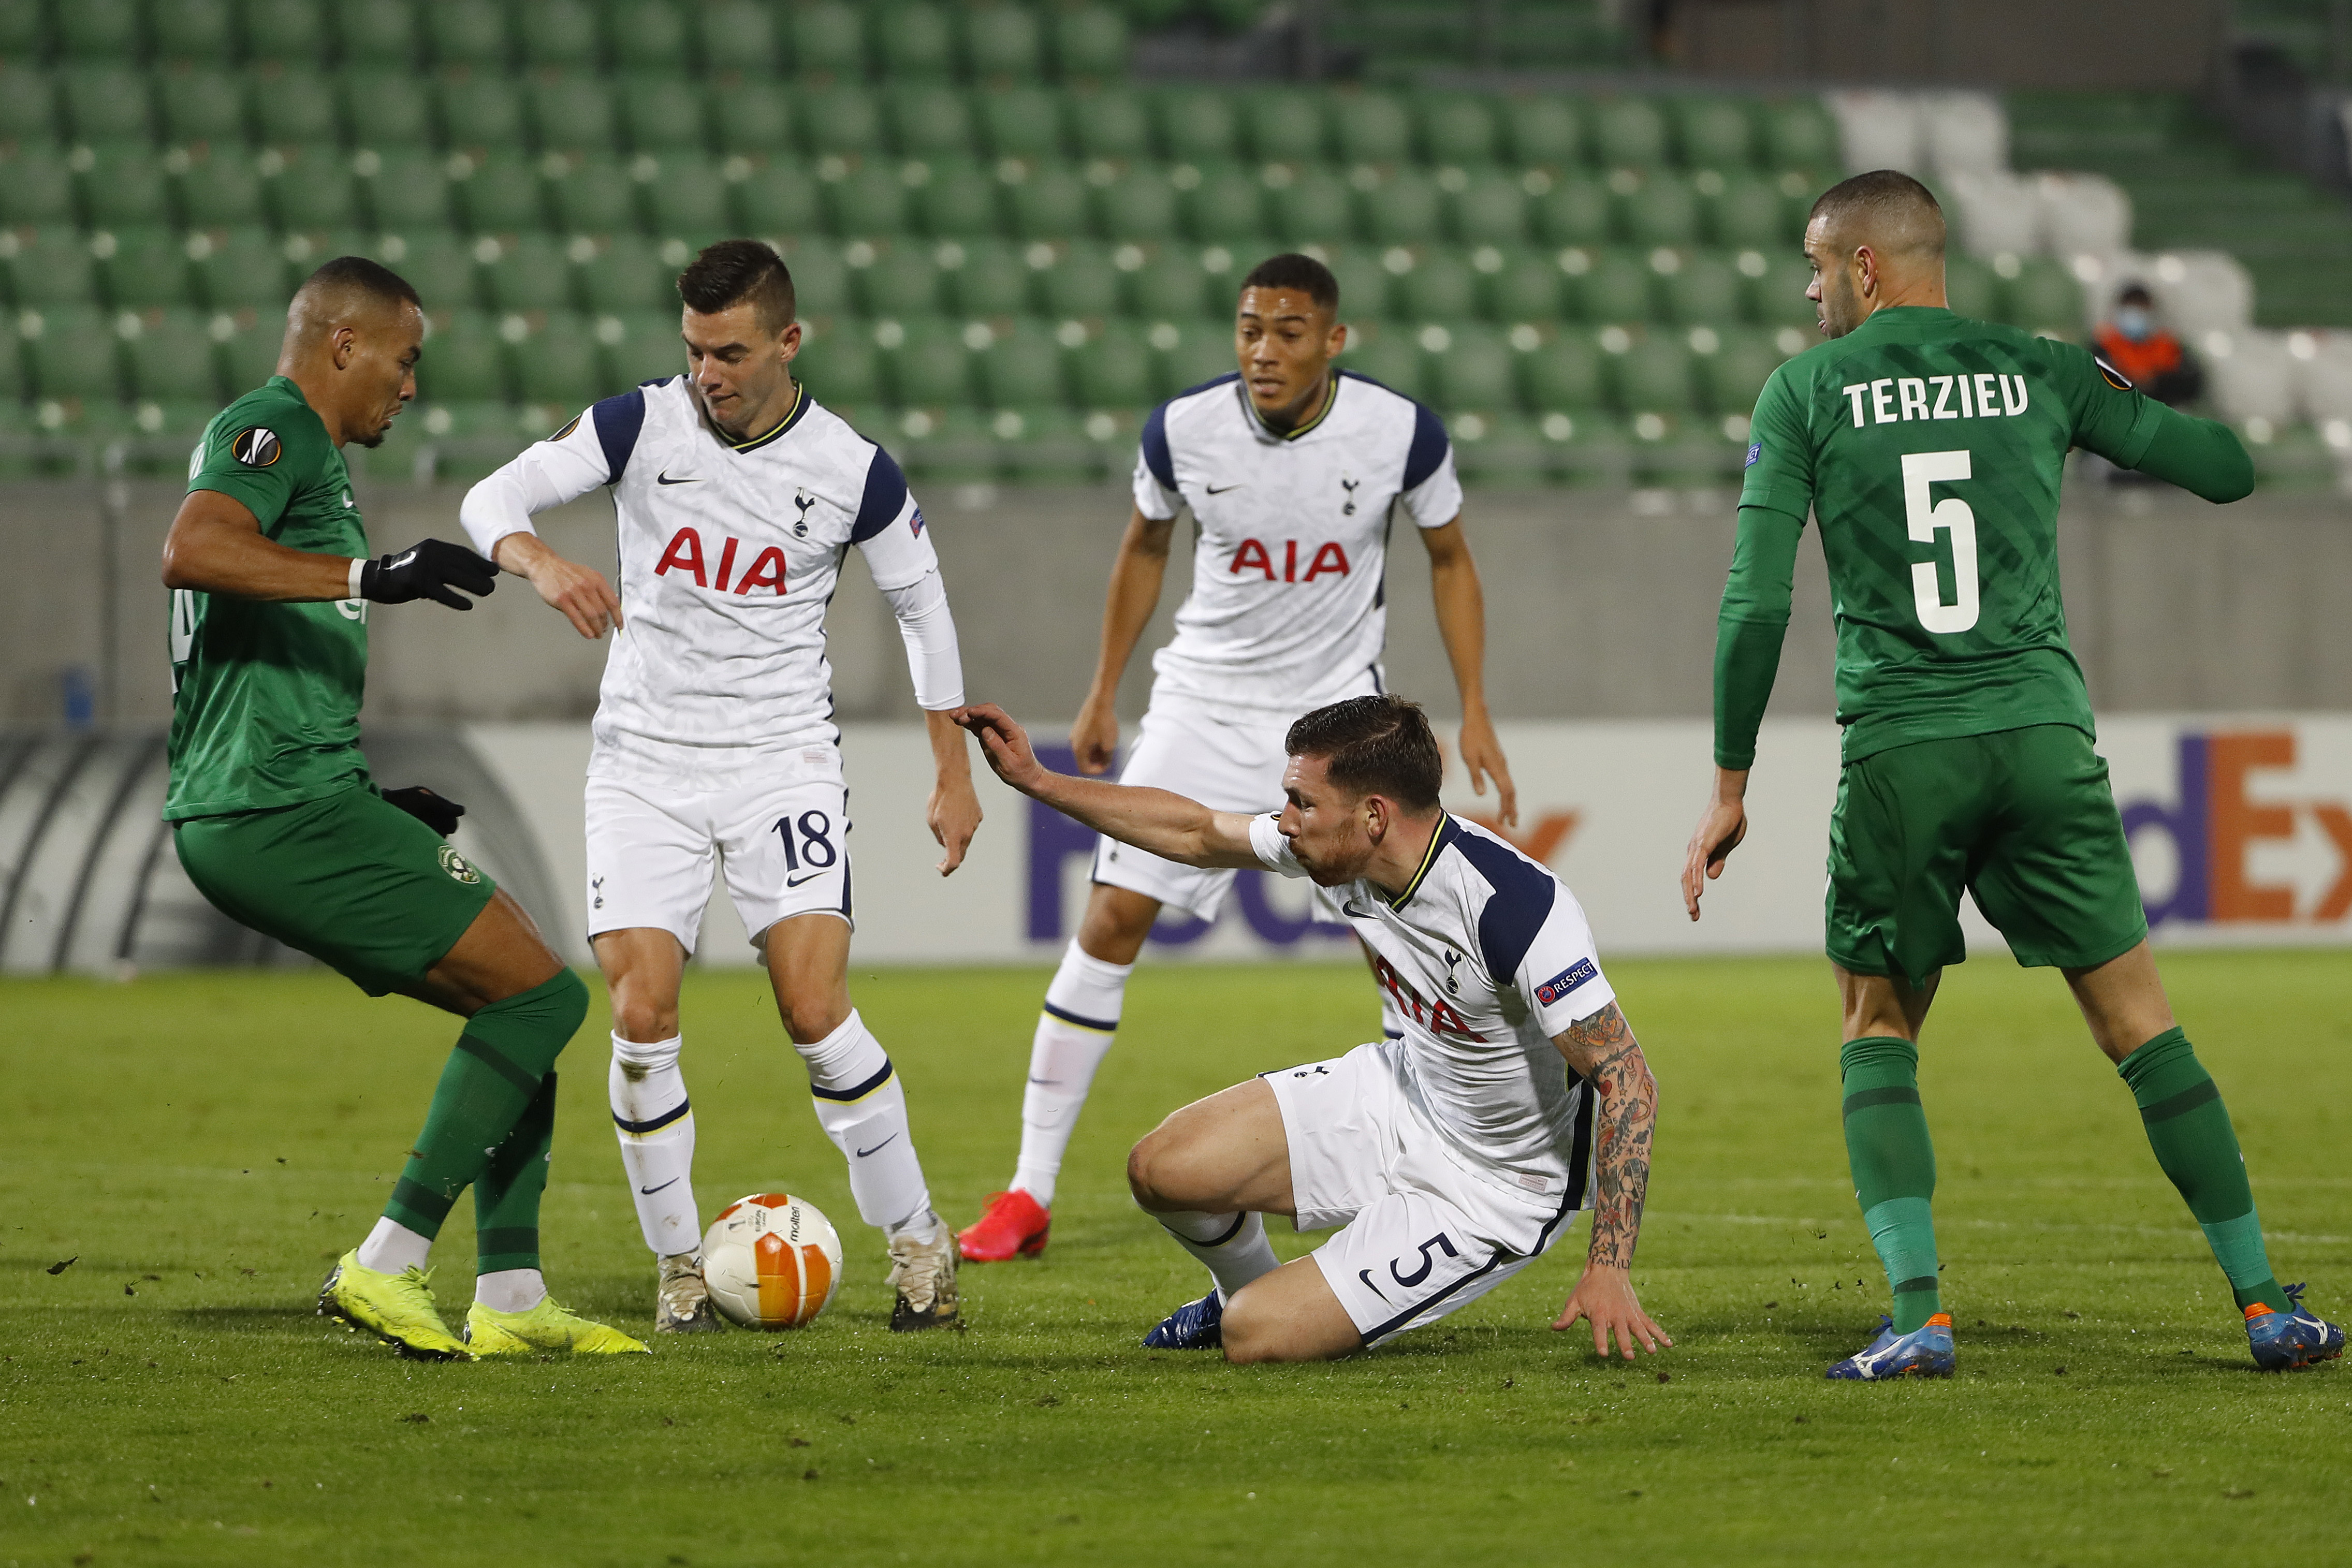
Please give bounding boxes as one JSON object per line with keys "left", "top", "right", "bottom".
{"left": 4, "top": 951, "right": 2348, "bottom": 1565}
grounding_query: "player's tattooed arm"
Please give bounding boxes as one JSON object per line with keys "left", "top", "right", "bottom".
{"left": 1549, "top": 1003, "right": 1671, "bottom": 1359}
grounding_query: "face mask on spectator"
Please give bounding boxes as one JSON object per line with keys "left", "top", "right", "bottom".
{"left": 2115, "top": 305, "right": 2153, "bottom": 342}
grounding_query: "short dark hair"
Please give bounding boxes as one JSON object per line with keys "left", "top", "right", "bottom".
{"left": 1285, "top": 695, "right": 1442, "bottom": 812}
{"left": 2117, "top": 283, "right": 2154, "bottom": 306}
{"left": 1808, "top": 169, "right": 1946, "bottom": 257}
{"left": 1240, "top": 253, "right": 1339, "bottom": 315}
{"left": 677, "top": 239, "right": 797, "bottom": 334}
{"left": 299, "top": 255, "right": 420, "bottom": 311}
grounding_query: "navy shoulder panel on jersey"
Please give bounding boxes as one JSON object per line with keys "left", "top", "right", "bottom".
{"left": 1451, "top": 825, "right": 1558, "bottom": 983}
{"left": 1401, "top": 399, "right": 1450, "bottom": 491}
{"left": 850, "top": 443, "right": 910, "bottom": 543}
{"left": 1143, "top": 372, "right": 1241, "bottom": 493}
{"left": 590, "top": 387, "right": 648, "bottom": 483}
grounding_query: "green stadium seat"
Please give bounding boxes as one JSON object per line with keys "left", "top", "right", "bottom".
{"left": 1050, "top": 5, "right": 1128, "bottom": 82}
{"left": 332, "top": 0, "right": 421, "bottom": 69}
{"left": 1340, "top": 323, "right": 1424, "bottom": 400}
{"left": 19, "top": 305, "right": 125, "bottom": 402}
{"left": 1611, "top": 331, "right": 1695, "bottom": 414}
{"left": 791, "top": 317, "right": 884, "bottom": 406}
{"left": 417, "top": 307, "right": 510, "bottom": 400}
{"left": 271, "top": 146, "right": 364, "bottom": 229}
{"left": 1526, "top": 172, "right": 1609, "bottom": 245}
{"left": 243, "top": 0, "right": 332, "bottom": 67}
{"left": 1184, "top": 163, "right": 1265, "bottom": 243}
{"left": 480, "top": 232, "right": 578, "bottom": 312}
{"left": 98, "top": 226, "right": 192, "bottom": 309}
{"left": 1267, "top": 165, "right": 1352, "bottom": 248}
{"left": 1425, "top": 321, "right": 1514, "bottom": 412}
{"left": 1029, "top": 237, "right": 1123, "bottom": 319}
{"left": 1393, "top": 249, "right": 1477, "bottom": 321}
{"left": 730, "top": 159, "right": 819, "bottom": 236}
{"left": 1502, "top": 96, "right": 1581, "bottom": 167}
{"left": 1361, "top": 168, "right": 1443, "bottom": 246}
{"left": 1155, "top": 89, "right": 1238, "bottom": 163}
{"left": 215, "top": 304, "right": 289, "bottom": 391}
{"left": 1591, "top": 97, "right": 1669, "bottom": 168}
{"left": 1317, "top": 244, "right": 1392, "bottom": 323}
{"left": 874, "top": 4, "right": 955, "bottom": 80}
{"left": 1573, "top": 248, "right": 1653, "bottom": 324}
{"left": 576, "top": 233, "right": 672, "bottom": 313}
{"left": 518, "top": 0, "right": 604, "bottom": 72}
{"left": 1067, "top": 87, "right": 1151, "bottom": 159}
{"left": 529, "top": 77, "right": 621, "bottom": 154}
{"left": 1747, "top": 253, "right": 1815, "bottom": 328}
{"left": 157, "top": 68, "right": 250, "bottom": 148}
{"left": 881, "top": 315, "right": 973, "bottom": 406}
{"left": 545, "top": 153, "right": 639, "bottom": 233}
{"left": 1001, "top": 161, "right": 1089, "bottom": 241}
{"left": 121, "top": 307, "right": 222, "bottom": 402}
{"left": 441, "top": 72, "right": 528, "bottom": 150}
{"left": 975, "top": 88, "right": 1065, "bottom": 161}
{"left": 1068, "top": 319, "right": 1152, "bottom": 407}
{"left": 514, "top": 314, "right": 606, "bottom": 406}
{"left": 1094, "top": 166, "right": 1178, "bottom": 242}
{"left": 997, "top": 405, "right": 1104, "bottom": 481}
{"left": 1654, "top": 249, "right": 1741, "bottom": 324}
{"left": 1123, "top": 242, "right": 1216, "bottom": 321}
{"left": 973, "top": 317, "right": 1065, "bottom": 408}
{"left": 1331, "top": 91, "right": 1412, "bottom": 166}
{"left": 387, "top": 232, "right": 484, "bottom": 313}
{"left": 598, "top": 307, "right": 685, "bottom": 386}
{"left": 1152, "top": 318, "right": 1237, "bottom": 398}
{"left": 784, "top": 2, "right": 867, "bottom": 79}
{"left": 59, "top": 65, "right": 156, "bottom": 145}
{"left": 0, "top": 68, "right": 60, "bottom": 144}
{"left": 774, "top": 237, "right": 848, "bottom": 313}
{"left": 1483, "top": 248, "right": 1562, "bottom": 322}
{"left": 889, "top": 406, "right": 997, "bottom": 481}
{"left": 1450, "top": 170, "right": 1528, "bottom": 245}
{"left": 606, "top": 3, "right": 691, "bottom": 77}
{"left": 245, "top": 67, "right": 339, "bottom": 148}
{"left": 1448, "top": 411, "right": 1552, "bottom": 484}
{"left": 187, "top": 226, "right": 293, "bottom": 310}
{"left": 800, "top": 86, "right": 883, "bottom": 157}
{"left": 714, "top": 83, "right": 792, "bottom": 156}
{"left": 1698, "top": 326, "right": 1786, "bottom": 418}
{"left": 619, "top": 74, "right": 709, "bottom": 154}
{"left": 153, "top": 0, "right": 234, "bottom": 63}
{"left": 0, "top": 229, "right": 98, "bottom": 308}
{"left": 423, "top": 1, "right": 511, "bottom": 70}
{"left": 0, "top": 150, "right": 82, "bottom": 228}
{"left": 178, "top": 146, "right": 268, "bottom": 228}
{"left": 0, "top": 0, "right": 44, "bottom": 60}
{"left": 1759, "top": 98, "right": 1837, "bottom": 171}
{"left": 2003, "top": 258, "right": 2086, "bottom": 336}
{"left": 1706, "top": 171, "right": 1786, "bottom": 249}
{"left": 1944, "top": 253, "right": 1998, "bottom": 321}
{"left": 1618, "top": 171, "right": 1702, "bottom": 247}
{"left": 1674, "top": 98, "right": 1754, "bottom": 169}
{"left": 853, "top": 241, "right": 946, "bottom": 318}
{"left": 938, "top": 237, "right": 1027, "bottom": 317}
{"left": 826, "top": 163, "right": 912, "bottom": 237}
{"left": 1419, "top": 94, "right": 1498, "bottom": 166}
{"left": 910, "top": 161, "right": 1001, "bottom": 239}
{"left": 888, "top": 86, "right": 975, "bottom": 159}
{"left": 454, "top": 151, "right": 550, "bottom": 233}
{"left": 340, "top": 70, "right": 436, "bottom": 148}
{"left": 54, "top": 0, "right": 141, "bottom": 61}
{"left": 81, "top": 145, "right": 174, "bottom": 231}
{"left": 1243, "top": 92, "right": 1325, "bottom": 165}
{"left": 963, "top": 4, "right": 1044, "bottom": 80}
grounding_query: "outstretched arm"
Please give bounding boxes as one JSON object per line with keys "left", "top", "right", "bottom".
{"left": 1421, "top": 517, "right": 1517, "bottom": 828}
{"left": 162, "top": 488, "right": 357, "bottom": 601}
{"left": 1072, "top": 505, "right": 1176, "bottom": 775}
{"left": 955, "top": 702, "right": 1261, "bottom": 870}
{"left": 463, "top": 417, "right": 624, "bottom": 638}
{"left": 1549, "top": 1002, "right": 1669, "bottom": 1359}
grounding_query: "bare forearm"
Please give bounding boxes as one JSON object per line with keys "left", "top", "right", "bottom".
{"left": 162, "top": 512, "right": 354, "bottom": 602}
{"left": 1087, "top": 518, "right": 1172, "bottom": 702}
{"left": 1026, "top": 769, "right": 1253, "bottom": 869}
{"left": 1428, "top": 552, "right": 1491, "bottom": 716}
{"left": 925, "top": 707, "right": 973, "bottom": 783}
{"left": 1558, "top": 1005, "right": 1656, "bottom": 1271}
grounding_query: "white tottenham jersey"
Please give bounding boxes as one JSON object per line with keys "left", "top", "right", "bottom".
{"left": 1250, "top": 812, "right": 1614, "bottom": 1204}
{"left": 1133, "top": 370, "right": 1464, "bottom": 715}
{"left": 467, "top": 379, "right": 956, "bottom": 787}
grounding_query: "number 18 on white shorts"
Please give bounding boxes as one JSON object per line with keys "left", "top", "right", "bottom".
{"left": 585, "top": 757, "right": 853, "bottom": 954}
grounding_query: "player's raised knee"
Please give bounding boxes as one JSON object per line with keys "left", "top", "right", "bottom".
{"left": 1218, "top": 1290, "right": 1344, "bottom": 1365}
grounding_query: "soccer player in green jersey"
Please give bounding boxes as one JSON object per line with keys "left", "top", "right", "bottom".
{"left": 1679, "top": 171, "right": 2343, "bottom": 1379}
{"left": 162, "top": 257, "right": 642, "bottom": 1361}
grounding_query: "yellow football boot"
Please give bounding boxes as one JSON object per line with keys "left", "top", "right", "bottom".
{"left": 317, "top": 1252, "right": 473, "bottom": 1361}
{"left": 463, "top": 1295, "right": 650, "bottom": 1356}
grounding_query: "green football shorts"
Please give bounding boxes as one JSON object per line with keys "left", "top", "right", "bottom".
{"left": 174, "top": 784, "right": 498, "bottom": 997}
{"left": 1824, "top": 724, "right": 2148, "bottom": 986}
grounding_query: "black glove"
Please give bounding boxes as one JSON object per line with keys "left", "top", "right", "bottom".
{"left": 382, "top": 785, "right": 465, "bottom": 837}
{"left": 360, "top": 539, "right": 497, "bottom": 611}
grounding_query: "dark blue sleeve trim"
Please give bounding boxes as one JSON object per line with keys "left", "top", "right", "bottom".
{"left": 590, "top": 388, "right": 647, "bottom": 484}
{"left": 1401, "top": 400, "right": 1450, "bottom": 493}
{"left": 1453, "top": 830, "right": 1558, "bottom": 983}
{"left": 1140, "top": 400, "right": 1177, "bottom": 494}
{"left": 850, "top": 443, "right": 910, "bottom": 544}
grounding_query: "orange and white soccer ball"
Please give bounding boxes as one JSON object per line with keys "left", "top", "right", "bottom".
{"left": 702, "top": 1192, "right": 844, "bottom": 1330}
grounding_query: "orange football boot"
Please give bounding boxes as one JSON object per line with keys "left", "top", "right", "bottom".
{"left": 957, "top": 1189, "right": 1050, "bottom": 1262}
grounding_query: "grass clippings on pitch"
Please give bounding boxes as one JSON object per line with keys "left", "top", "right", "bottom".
{"left": 3, "top": 952, "right": 2348, "bottom": 1566}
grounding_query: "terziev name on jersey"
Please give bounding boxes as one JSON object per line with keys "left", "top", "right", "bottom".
{"left": 1840, "top": 373, "right": 2032, "bottom": 426}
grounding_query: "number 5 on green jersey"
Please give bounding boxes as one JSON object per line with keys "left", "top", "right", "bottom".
{"left": 1902, "top": 450, "right": 1976, "bottom": 634}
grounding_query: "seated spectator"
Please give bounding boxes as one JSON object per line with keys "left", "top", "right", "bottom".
{"left": 2097, "top": 285, "right": 2203, "bottom": 407}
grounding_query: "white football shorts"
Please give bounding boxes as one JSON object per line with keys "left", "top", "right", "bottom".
{"left": 1092, "top": 694, "right": 1355, "bottom": 923}
{"left": 585, "top": 752, "right": 853, "bottom": 955}
{"left": 1266, "top": 1041, "right": 1592, "bottom": 1347}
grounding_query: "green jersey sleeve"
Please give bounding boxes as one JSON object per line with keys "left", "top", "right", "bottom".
{"left": 1736, "top": 359, "right": 1816, "bottom": 522}
{"left": 188, "top": 386, "right": 332, "bottom": 532}
{"left": 2051, "top": 340, "right": 2255, "bottom": 501}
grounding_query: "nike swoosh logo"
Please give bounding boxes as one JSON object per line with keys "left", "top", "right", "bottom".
{"left": 1205, "top": 483, "right": 1241, "bottom": 494}
{"left": 656, "top": 470, "right": 702, "bottom": 485}
{"left": 786, "top": 871, "right": 828, "bottom": 888}
{"left": 854, "top": 1134, "right": 899, "bottom": 1158}
{"left": 639, "top": 1178, "right": 680, "bottom": 1195}
{"left": 1342, "top": 901, "right": 1374, "bottom": 917}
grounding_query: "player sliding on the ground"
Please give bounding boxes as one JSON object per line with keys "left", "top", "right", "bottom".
{"left": 958, "top": 251, "right": 1518, "bottom": 1266}
{"left": 160, "top": 257, "right": 639, "bottom": 1360}
{"left": 461, "top": 239, "right": 980, "bottom": 1334}
{"left": 1682, "top": 170, "right": 2343, "bottom": 1380}
{"left": 958, "top": 696, "right": 1664, "bottom": 1363}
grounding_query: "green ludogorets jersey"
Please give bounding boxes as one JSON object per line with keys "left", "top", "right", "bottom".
{"left": 165, "top": 376, "right": 372, "bottom": 820}
{"left": 1715, "top": 305, "right": 2251, "bottom": 768}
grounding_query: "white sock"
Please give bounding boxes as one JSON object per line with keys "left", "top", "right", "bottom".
{"left": 804, "top": 1009, "right": 932, "bottom": 1233}
{"left": 1013, "top": 940, "right": 1133, "bottom": 1206}
{"left": 473, "top": 1267, "right": 547, "bottom": 1313}
{"left": 1156, "top": 1210, "right": 1280, "bottom": 1303}
{"left": 356, "top": 1216, "right": 431, "bottom": 1275}
{"left": 609, "top": 1032, "right": 701, "bottom": 1257}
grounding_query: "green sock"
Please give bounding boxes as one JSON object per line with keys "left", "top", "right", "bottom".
{"left": 473, "top": 1071, "right": 558, "bottom": 1274}
{"left": 1841, "top": 1036, "right": 1941, "bottom": 1333}
{"left": 382, "top": 970, "right": 588, "bottom": 1240}
{"left": 2117, "top": 1028, "right": 2290, "bottom": 1314}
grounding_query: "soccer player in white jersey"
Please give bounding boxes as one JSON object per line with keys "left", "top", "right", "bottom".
{"left": 958, "top": 252, "right": 1521, "bottom": 1264}
{"left": 954, "top": 697, "right": 1666, "bottom": 1362}
{"left": 456, "top": 240, "right": 981, "bottom": 1333}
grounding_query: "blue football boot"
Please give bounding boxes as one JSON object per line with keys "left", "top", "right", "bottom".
{"left": 2246, "top": 1284, "right": 2344, "bottom": 1371}
{"left": 1826, "top": 1312, "right": 1954, "bottom": 1380}
{"left": 1142, "top": 1289, "right": 1223, "bottom": 1350}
